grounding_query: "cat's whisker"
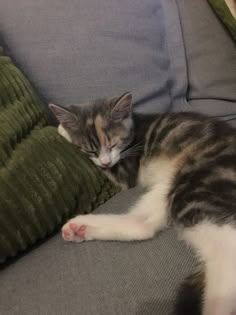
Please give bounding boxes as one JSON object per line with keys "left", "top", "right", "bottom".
{"left": 120, "top": 149, "right": 143, "bottom": 158}
{"left": 122, "top": 147, "right": 143, "bottom": 154}
{"left": 120, "top": 144, "right": 144, "bottom": 156}
{"left": 120, "top": 150, "right": 143, "bottom": 159}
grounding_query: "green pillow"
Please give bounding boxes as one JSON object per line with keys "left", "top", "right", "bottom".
{"left": 0, "top": 47, "right": 119, "bottom": 264}
{"left": 208, "top": 0, "right": 236, "bottom": 40}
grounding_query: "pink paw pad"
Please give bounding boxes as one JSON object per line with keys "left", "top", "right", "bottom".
{"left": 68, "top": 223, "right": 86, "bottom": 239}
{"left": 69, "top": 223, "right": 78, "bottom": 231}
{"left": 76, "top": 225, "right": 86, "bottom": 239}
{"left": 62, "top": 229, "right": 71, "bottom": 239}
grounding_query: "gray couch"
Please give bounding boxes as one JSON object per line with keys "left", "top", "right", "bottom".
{"left": 0, "top": 1, "right": 235, "bottom": 314}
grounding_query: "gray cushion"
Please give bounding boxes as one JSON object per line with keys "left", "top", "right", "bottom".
{"left": 1, "top": 0, "right": 235, "bottom": 119}
{"left": 0, "top": 0, "right": 187, "bottom": 114}
{"left": 176, "top": 0, "right": 236, "bottom": 106}
{"left": 188, "top": 99, "right": 236, "bottom": 120}
{"left": 0, "top": 188, "right": 196, "bottom": 315}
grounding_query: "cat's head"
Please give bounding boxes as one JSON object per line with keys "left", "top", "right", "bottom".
{"left": 49, "top": 92, "right": 134, "bottom": 169}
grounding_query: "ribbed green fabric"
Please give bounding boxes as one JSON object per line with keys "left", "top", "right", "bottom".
{"left": 208, "top": 0, "right": 236, "bottom": 40}
{"left": 0, "top": 47, "right": 119, "bottom": 264}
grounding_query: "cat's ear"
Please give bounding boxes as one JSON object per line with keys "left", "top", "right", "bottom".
{"left": 49, "top": 104, "right": 78, "bottom": 130}
{"left": 111, "top": 92, "right": 132, "bottom": 121}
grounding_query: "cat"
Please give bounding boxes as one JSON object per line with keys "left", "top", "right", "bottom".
{"left": 49, "top": 92, "right": 236, "bottom": 315}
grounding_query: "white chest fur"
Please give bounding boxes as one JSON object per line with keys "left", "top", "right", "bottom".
{"left": 138, "top": 156, "right": 177, "bottom": 189}
{"left": 58, "top": 124, "right": 72, "bottom": 143}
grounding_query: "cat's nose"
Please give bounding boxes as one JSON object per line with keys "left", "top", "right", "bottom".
{"left": 101, "top": 161, "right": 111, "bottom": 168}
{"left": 99, "top": 154, "right": 111, "bottom": 168}
{"left": 100, "top": 156, "right": 112, "bottom": 168}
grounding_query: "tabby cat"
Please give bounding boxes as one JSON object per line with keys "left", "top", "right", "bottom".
{"left": 49, "top": 92, "right": 236, "bottom": 315}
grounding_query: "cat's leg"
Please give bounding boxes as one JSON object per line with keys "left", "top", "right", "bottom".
{"left": 62, "top": 184, "right": 168, "bottom": 242}
{"left": 182, "top": 221, "right": 236, "bottom": 315}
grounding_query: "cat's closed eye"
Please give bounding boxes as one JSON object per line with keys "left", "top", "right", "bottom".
{"left": 83, "top": 149, "right": 97, "bottom": 156}
{"left": 109, "top": 143, "right": 118, "bottom": 149}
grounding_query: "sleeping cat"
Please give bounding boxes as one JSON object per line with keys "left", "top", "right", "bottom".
{"left": 49, "top": 92, "right": 236, "bottom": 315}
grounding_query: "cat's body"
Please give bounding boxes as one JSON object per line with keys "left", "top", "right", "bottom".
{"left": 50, "top": 93, "right": 236, "bottom": 315}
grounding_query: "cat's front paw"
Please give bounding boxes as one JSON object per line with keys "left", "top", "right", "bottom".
{"left": 62, "top": 219, "right": 89, "bottom": 242}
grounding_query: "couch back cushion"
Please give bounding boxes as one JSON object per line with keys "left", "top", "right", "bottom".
{"left": 0, "top": 0, "right": 188, "bottom": 114}
{"left": 0, "top": 0, "right": 235, "bottom": 117}
{"left": 176, "top": 0, "right": 236, "bottom": 105}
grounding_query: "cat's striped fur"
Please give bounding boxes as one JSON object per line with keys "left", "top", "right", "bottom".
{"left": 50, "top": 93, "right": 236, "bottom": 315}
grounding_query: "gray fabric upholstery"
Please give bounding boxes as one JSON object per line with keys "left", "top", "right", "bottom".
{"left": 1, "top": 0, "right": 235, "bottom": 119}
{"left": 0, "top": 0, "right": 187, "bottom": 115}
{"left": 176, "top": 0, "right": 236, "bottom": 105}
{"left": 0, "top": 188, "right": 196, "bottom": 315}
{"left": 188, "top": 100, "right": 236, "bottom": 121}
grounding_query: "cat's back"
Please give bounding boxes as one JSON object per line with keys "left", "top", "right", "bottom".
{"left": 139, "top": 112, "right": 236, "bottom": 196}
{"left": 142, "top": 111, "right": 236, "bottom": 158}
